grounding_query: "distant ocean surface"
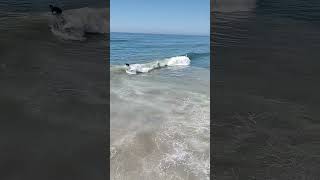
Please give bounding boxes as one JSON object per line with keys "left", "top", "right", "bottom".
{"left": 111, "top": 32, "right": 209, "bottom": 68}
{"left": 110, "top": 32, "right": 210, "bottom": 179}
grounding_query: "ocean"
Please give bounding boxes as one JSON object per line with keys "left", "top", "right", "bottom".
{"left": 0, "top": 1, "right": 108, "bottom": 179}
{"left": 110, "top": 32, "right": 210, "bottom": 179}
{"left": 213, "top": 0, "right": 320, "bottom": 179}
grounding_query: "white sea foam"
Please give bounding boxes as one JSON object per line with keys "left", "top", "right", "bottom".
{"left": 111, "top": 55, "right": 191, "bottom": 75}
{"left": 48, "top": 7, "right": 108, "bottom": 40}
{"left": 110, "top": 71, "right": 210, "bottom": 179}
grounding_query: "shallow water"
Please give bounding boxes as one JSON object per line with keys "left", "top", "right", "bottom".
{"left": 110, "top": 33, "right": 210, "bottom": 179}
{"left": 0, "top": 2, "right": 108, "bottom": 179}
{"left": 213, "top": 0, "right": 320, "bottom": 179}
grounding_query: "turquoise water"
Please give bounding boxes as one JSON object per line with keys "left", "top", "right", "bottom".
{"left": 110, "top": 32, "right": 210, "bottom": 180}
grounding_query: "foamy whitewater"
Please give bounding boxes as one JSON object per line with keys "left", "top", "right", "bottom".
{"left": 111, "top": 33, "right": 210, "bottom": 179}
{"left": 112, "top": 55, "right": 191, "bottom": 74}
{"left": 48, "top": 7, "right": 108, "bottom": 40}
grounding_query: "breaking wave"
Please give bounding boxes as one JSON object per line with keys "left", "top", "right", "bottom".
{"left": 48, "top": 7, "right": 107, "bottom": 40}
{"left": 111, "top": 55, "right": 191, "bottom": 75}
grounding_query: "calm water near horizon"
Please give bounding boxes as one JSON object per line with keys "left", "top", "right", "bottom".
{"left": 111, "top": 32, "right": 209, "bottom": 68}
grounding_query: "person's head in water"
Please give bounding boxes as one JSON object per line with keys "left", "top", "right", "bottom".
{"left": 49, "top": 4, "right": 62, "bottom": 15}
{"left": 125, "top": 63, "right": 130, "bottom": 67}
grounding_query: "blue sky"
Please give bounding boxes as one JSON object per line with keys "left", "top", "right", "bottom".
{"left": 111, "top": 0, "right": 210, "bottom": 35}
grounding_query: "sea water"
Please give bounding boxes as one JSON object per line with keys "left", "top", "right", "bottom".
{"left": 0, "top": 1, "right": 108, "bottom": 179}
{"left": 110, "top": 32, "right": 210, "bottom": 180}
{"left": 214, "top": 0, "right": 320, "bottom": 179}
{"left": 0, "top": 1, "right": 210, "bottom": 178}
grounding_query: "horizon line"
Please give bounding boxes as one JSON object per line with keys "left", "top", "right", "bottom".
{"left": 110, "top": 31, "right": 209, "bottom": 37}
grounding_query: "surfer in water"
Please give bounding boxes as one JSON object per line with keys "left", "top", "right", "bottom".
{"left": 49, "top": 4, "right": 65, "bottom": 27}
{"left": 49, "top": 5, "right": 63, "bottom": 15}
{"left": 125, "top": 62, "right": 163, "bottom": 74}
{"left": 125, "top": 64, "right": 132, "bottom": 72}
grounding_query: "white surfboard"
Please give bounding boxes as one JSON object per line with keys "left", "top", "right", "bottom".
{"left": 125, "top": 69, "right": 137, "bottom": 75}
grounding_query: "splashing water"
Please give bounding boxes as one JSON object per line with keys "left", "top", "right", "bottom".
{"left": 49, "top": 7, "right": 108, "bottom": 40}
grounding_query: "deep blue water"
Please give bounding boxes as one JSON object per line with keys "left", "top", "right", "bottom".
{"left": 110, "top": 32, "right": 210, "bottom": 69}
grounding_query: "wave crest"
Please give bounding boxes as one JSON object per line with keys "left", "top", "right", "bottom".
{"left": 111, "top": 55, "right": 191, "bottom": 75}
